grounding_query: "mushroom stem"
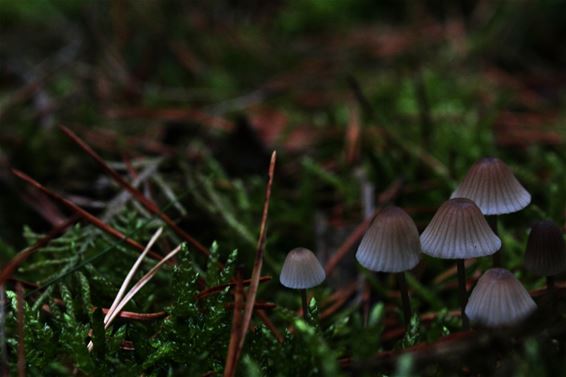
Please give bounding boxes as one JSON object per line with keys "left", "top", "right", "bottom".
{"left": 457, "top": 259, "right": 470, "bottom": 330}
{"left": 396, "top": 272, "right": 412, "bottom": 325}
{"left": 301, "top": 289, "right": 308, "bottom": 319}
{"left": 488, "top": 216, "right": 501, "bottom": 267}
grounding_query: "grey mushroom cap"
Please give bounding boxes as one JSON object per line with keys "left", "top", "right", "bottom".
{"left": 420, "top": 198, "right": 501, "bottom": 259}
{"left": 356, "top": 206, "right": 421, "bottom": 272}
{"left": 451, "top": 157, "right": 531, "bottom": 215}
{"left": 280, "top": 248, "right": 326, "bottom": 289}
{"left": 524, "top": 220, "right": 566, "bottom": 277}
{"left": 465, "top": 268, "right": 537, "bottom": 327}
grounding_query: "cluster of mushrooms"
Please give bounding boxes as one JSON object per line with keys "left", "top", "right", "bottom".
{"left": 279, "top": 157, "right": 566, "bottom": 329}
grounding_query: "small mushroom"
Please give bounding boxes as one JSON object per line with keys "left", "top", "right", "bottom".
{"left": 280, "top": 247, "right": 326, "bottom": 319}
{"left": 451, "top": 157, "right": 531, "bottom": 266}
{"left": 524, "top": 220, "right": 566, "bottom": 290}
{"left": 465, "top": 268, "right": 537, "bottom": 328}
{"left": 356, "top": 206, "right": 421, "bottom": 324}
{"left": 420, "top": 198, "right": 501, "bottom": 329}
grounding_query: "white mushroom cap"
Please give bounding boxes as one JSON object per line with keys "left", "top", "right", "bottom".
{"left": 451, "top": 157, "right": 531, "bottom": 215}
{"left": 420, "top": 198, "right": 501, "bottom": 259}
{"left": 524, "top": 220, "right": 566, "bottom": 277}
{"left": 465, "top": 268, "right": 536, "bottom": 327}
{"left": 280, "top": 248, "right": 326, "bottom": 289}
{"left": 356, "top": 206, "right": 421, "bottom": 272}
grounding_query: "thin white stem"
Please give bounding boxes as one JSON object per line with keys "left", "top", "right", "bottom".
{"left": 103, "top": 244, "right": 182, "bottom": 329}
{"left": 104, "top": 227, "right": 163, "bottom": 324}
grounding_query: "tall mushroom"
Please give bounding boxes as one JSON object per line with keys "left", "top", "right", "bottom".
{"left": 280, "top": 247, "right": 326, "bottom": 319}
{"left": 465, "top": 268, "right": 536, "bottom": 328}
{"left": 356, "top": 206, "right": 421, "bottom": 325}
{"left": 451, "top": 157, "right": 531, "bottom": 267}
{"left": 420, "top": 198, "right": 501, "bottom": 329}
{"left": 524, "top": 220, "right": 566, "bottom": 291}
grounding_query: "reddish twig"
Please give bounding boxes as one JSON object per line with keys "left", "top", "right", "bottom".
{"left": 41, "top": 300, "right": 168, "bottom": 321}
{"left": 0, "top": 216, "right": 78, "bottom": 286}
{"left": 341, "top": 330, "right": 475, "bottom": 370}
{"left": 227, "top": 151, "right": 276, "bottom": 377}
{"left": 58, "top": 125, "right": 209, "bottom": 258}
{"left": 320, "top": 283, "right": 358, "bottom": 319}
{"left": 225, "top": 302, "right": 275, "bottom": 310}
{"left": 324, "top": 178, "right": 403, "bottom": 276}
{"left": 224, "top": 272, "right": 244, "bottom": 377}
{"left": 100, "top": 308, "right": 166, "bottom": 320}
{"left": 11, "top": 169, "right": 163, "bottom": 261}
{"left": 324, "top": 215, "right": 375, "bottom": 276}
{"left": 195, "top": 276, "right": 271, "bottom": 300}
{"left": 16, "top": 283, "right": 25, "bottom": 377}
{"left": 256, "top": 310, "right": 284, "bottom": 344}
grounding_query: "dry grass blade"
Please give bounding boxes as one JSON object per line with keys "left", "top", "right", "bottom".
{"left": 105, "top": 227, "right": 163, "bottom": 323}
{"left": 11, "top": 169, "right": 163, "bottom": 261}
{"left": 16, "top": 283, "right": 25, "bottom": 377}
{"left": 223, "top": 272, "right": 244, "bottom": 377}
{"left": 0, "top": 216, "right": 78, "bottom": 286}
{"left": 58, "top": 125, "right": 209, "bottom": 258}
{"left": 227, "top": 151, "right": 276, "bottom": 377}
{"left": 103, "top": 244, "right": 182, "bottom": 329}
{"left": 88, "top": 227, "right": 164, "bottom": 351}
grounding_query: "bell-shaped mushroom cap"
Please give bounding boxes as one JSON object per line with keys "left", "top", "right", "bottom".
{"left": 465, "top": 268, "right": 536, "bottom": 327}
{"left": 356, "top": 206, "right": 421, "bottom": 272}
{"left": 280, "top": 248, "right": 326, "bottom": 289}
{"left": 524, "top": 220, "right": 566, "bottom": 276}
{"left": 451, "top": 157, "right": 531, "bottom": 215}
{"left": 420, "top": 198, "right": 501, "bottom": 259}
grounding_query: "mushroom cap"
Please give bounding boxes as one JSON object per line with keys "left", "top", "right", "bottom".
{"left": 451, "top": 157, "right": 531, "bottom": 215}
{"left": 356, "top": 206, "right": 421, "bottom": 272}
{"left": 524, "top": 220, "right": 566, "bottom": 276}
{"left": 420, "top": 198, "right": 501, "bottom": 259}
{"left": 280, "top": 248, "right": 326, "bottom": 289}
{"left": 465, "top": 268, "right": 536, "bottom": 327}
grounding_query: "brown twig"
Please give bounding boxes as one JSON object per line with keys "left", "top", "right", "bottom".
{"left": 256, "top": 310, "right": 284, "bottom": 344}
{"left": 320, "top": 283, "right": 358, "bottom": 319}
{"left": 223, "top": 271, "right": 244, "bottom": 377}
{"left": 99, "top": 308, "right": 166, "bottom": 320}
{"left": 195, "top": 276, "right": 271, "bottom": 300}
{"left": 11, "top": 169, "right": 163, "bottom": 261}
{"left": 324, "top": 215, "right": 375, "bottom": 276}
{"left": 225, "top": 302, "right": 275, "bottom": 310}
{"left": 324, "top": 179, "right": 403, "bottom": 276}
{"left": 41, "top": 301, "right": 167, "bottom": 321}
{"left": 58, "top": 125, "right": 209, "bottom": 258}
{"left": 0, "top": 216, "right": 78, "bottom": 286}
{"left": 227, "top": 151, "right": 276, "bottom": 377}
{"left": 16, "top": 283, "right": 25, "bottom": 377}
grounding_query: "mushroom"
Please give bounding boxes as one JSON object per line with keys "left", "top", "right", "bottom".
{"left": 465, "top": 268, "right": 536, "bottom": 328}
{"left": 524, "top": 220, "right": 566, "bottom": 291}
{"left": 280, "top": 247, "right": 326, "bottom": 319}
{"left": 451, "top": 157, "right": 531, "bottom": 266}
{"left": 420, "top": 198, "right": 501, "bottom": 329}
{"left": 356, "top": 206, "right": 421, "bottom": 324}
